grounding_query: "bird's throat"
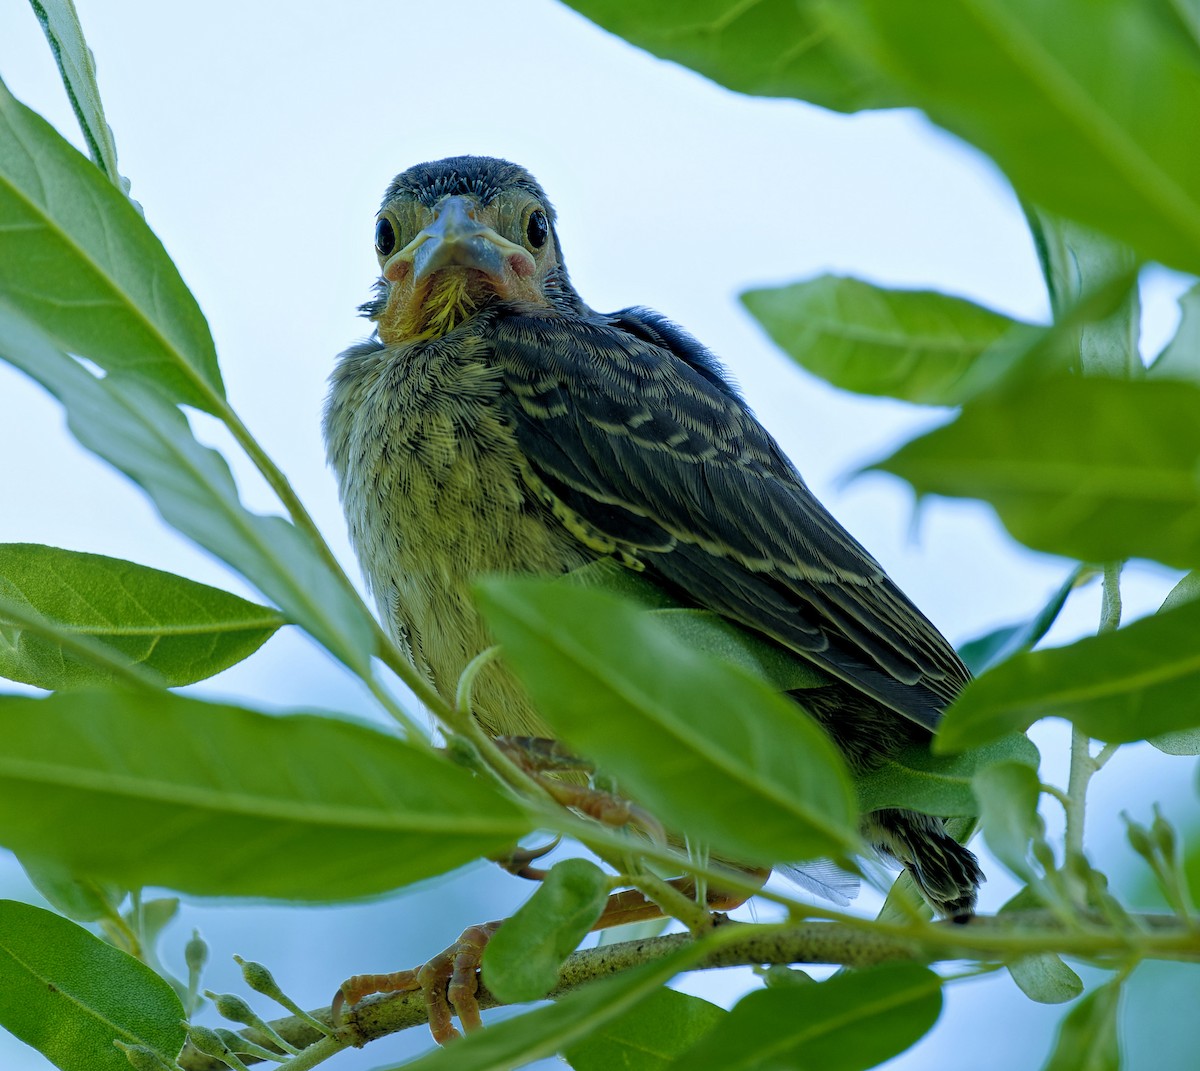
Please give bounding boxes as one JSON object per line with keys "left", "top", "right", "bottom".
{"left": 378, "top": 271, "right": 479, "bottom": 344}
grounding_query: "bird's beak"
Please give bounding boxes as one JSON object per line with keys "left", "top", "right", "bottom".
{"left": 387, "top": 196, "right": 535, "bottom": 285}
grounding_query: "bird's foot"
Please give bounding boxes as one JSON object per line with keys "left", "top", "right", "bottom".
{"left": 494, "top": 735, "right": 666, "bottom": 842}
{"left": 491, "top": 835, "right": 561, "bottom": 881}
{"left": 333, "top": 920, "right": 503, "bottom": 1044}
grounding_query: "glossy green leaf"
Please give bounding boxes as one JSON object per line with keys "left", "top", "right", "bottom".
{"left": 668, "top": 963, "right": 943, "bottom": 1071}
{"left": 0, "top": 543, "right": 283, "bottom": 688}
{"left": 388, "top": 943, "right": 709, "bottom": 1071}
{"left": 0, "top": 899, "right": 185, "bottom": 1071}
{"left": 29, "top": 0, "right": 124, "bottom": 188}
{"left": 564, "top": 987, "right": 724, "bottom": 1071}
{"left": 0, "top": 75, "right": 221, "bottom": 409}
{"left": 1007, "top": 954, "right": 1084, "bottom": 1005}
{"left": 855, "top": 732, "right": 1039, "bottom": 817}
{"left": 972, "top": 762, "right": 1043, "bottom": 881}
{"left": 0, "top": 689, "right": 530, "bottom": 900}
{"left": 939, "top": 594, "right": 1200, "bottom": 750}
{"left": 741, "top": 275, "right": 1023, "bottom": 405}
{"left": 0, "top": 305, "right": 375, "bottom": 676}
{"left": 19, "top": 855, "right": 125, "bottom": 923}
{"left": 1150, "top": 282, "right": 1200, "bottom": 383}
{"left": 959, "top": 567, "right": 1090, "bottom": 675}
{"left": 559, "top": 0, "right": 899, "bottom": 112}
{"left": 1041, "top": 979, "right": 1122, "bottom": 1071}
{"left": 476, "top": 578, "right": 860, "bottom": 867}
{"left": 836, "top": 0, "right": 1200, "bottom": 277}
{"left": 483, "top": 858, "right": 611, "bottom": 1004}
{"left": 873, "top": 377, "right": 1200, "bottom": 571}
{"left": 563, "top": 561, "right": 825, "bottom": 690}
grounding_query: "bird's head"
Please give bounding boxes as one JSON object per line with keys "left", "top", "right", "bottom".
{"left": 363, "top": 156, "right": 583, "bottom": 344}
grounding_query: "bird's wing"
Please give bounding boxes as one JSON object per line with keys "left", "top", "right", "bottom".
{"left": 492, "top": 306, "right": 970, "bottom": 731}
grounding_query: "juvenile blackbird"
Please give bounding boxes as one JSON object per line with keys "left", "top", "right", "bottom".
{"left": 324, "top": 156, "right": 982, "bottom": 918}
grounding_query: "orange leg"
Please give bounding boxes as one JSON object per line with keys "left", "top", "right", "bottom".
{"left": 332, "top": 868, "right": 768, "bottom": 1042}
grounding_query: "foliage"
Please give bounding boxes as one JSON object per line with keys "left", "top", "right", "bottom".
{"left": 1, "top": 2, "right": 1198, "bottom": 1070}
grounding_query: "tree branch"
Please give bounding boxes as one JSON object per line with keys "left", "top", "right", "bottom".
{"left": 178, "top": 911, "right": 1200, "bottom": 1069}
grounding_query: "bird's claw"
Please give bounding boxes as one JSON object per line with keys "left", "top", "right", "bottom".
{"left": 333, "top": 921, "right": 503, "bottom": 1045}
{"left": 492, "top": 835, "right": 562, "bottom": 880}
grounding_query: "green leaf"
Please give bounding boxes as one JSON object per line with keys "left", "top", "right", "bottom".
{"left": 28, "top": 0, "right": 124, "bottom": 188}
{"left": 972, "top": 762, "right": 1043, "bottom": 881}
{"left": 959, "top": 566, "right": 1090, "bottom": 675}
{"left": 1041, "top": 979, "right": 1123, "bottom": 1071}
{"left": 835, "top": 0, "right": 1200, "bottom": 277}
{"left": 564, "top": 987, "right": 725, "bottom": 1071}
{"left": 0, "top": 899, "right": 185, "bottom": 1071}
{"left": 0, "top": 305, "right": 375, "bottom": 676}
{"left": 741, "top": 275, "right": 1024, "bottom": 405}
{"left": 0, "top": 689, "right": 531, "bottom": 900}
{"left": 0, "top": 75, "right": 221, "bottom": 409}
{"left": 1160, "top": 570, "right": 1200, "bottom": 612}
{"left": 483, "top": 859, "right": 611, "bottom": 1004}
{"left": 872, "top": 377, "right": 1200, "bottom": 571}
{"left": 1007, "top": 954, "right": 1084, "bottom": 1005}
{"left": 476, "top": 578, "right": 860, "bottom": 867}
{"left": 0, "top": 543, "right": 283, "bottom": 689}
{"left": 384, "top": 943, "right": 710, "bottom": 1071}
{"left": 939, "top": 594, "right": 1200, "bottom": 750}
{"left": 667, "top": 963, "right": 943, "bottom": 1071}
{"left": 1150, "top": 282, "right": 1200, "bottom": 383}
{"left": 855, "top": 732, "right": 1039, "bottom": 817}
{"left": 1024, "top": 209, "right": 1142, "bottom": 379}
{"left": 563, "top": 561, "right": 826, "bottom": 690}
{"left": 559, "top": 0, "right": 899, "bottom": 112}
{"left": 19, "top": 855, "right": 125, "bottom": 923}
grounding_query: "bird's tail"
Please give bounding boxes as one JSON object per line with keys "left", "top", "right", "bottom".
{"left": 863, "top": 808, "right": 984, "bottom": 920}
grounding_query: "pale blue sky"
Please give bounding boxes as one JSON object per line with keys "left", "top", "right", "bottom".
{"left": 0, "top": 3, "right": 1194, "bottom": 1069}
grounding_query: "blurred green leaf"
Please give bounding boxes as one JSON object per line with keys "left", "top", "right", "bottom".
{"left": 1041, "top": 979, "right": 1122, "bottom": 1071}
{"left": 856, "top": 732, "right": 1039, "bottom": 817}
{"left": 835, "top": 0, "right": 1200, "bottom": 276}
{"left": 1150, "top": 282, "right": 1200, "bottom": 382}
{"left": 564, "top": 987, "right": 724, "bottom": 1071}
{"left": 390, "top": 943, "right": 709, "bottom": 1071}
{"left": 19, "top": 855, "right": 125, "bottom": 923}
{"left": 0, "top": 899, "right": 185, "bottom": 1071}
{"left": 0, "top": 689, "right": 531, "bottom": 900}
{"left": 28, "top": 0, "right": 124, "bottom": 188}
{"left": 667, "top": 963, "right": 943, "bottom": 1071}
{"left": 872, "top": 377, "right": 1200, "bottom": 571}
{"left": 1024, "top": 209, "right": 1142, "bottom": 379}
{"left": 559, "top": 0, "right": 898, "bottom": 112}
{"left": 1008, "top": 954, "right": 1084, "bottom": 1005}
{"left": 0, "top": 543, "right": 283, "bottom": 689}
{"left": 476, "top": 578, "right": 860, "bottom": 867}
{"left": 939, "top": 594, "right": 1200, "bottom": 750}
{"left": 0, "top": 305, "right": 375, "bottom": 676}
{"left": 483, "top": 858, "right": 611, "bottom": 1004}
{"left": 972, "top": 762, "right": 1043, "bottom": 881}
{"left": 959, "top": 566, "right": 1089, "bottom": 675}
{"left": 741, "top": 275, "right": 1024, "bottom": 405}
{"left": 0, "top": 75, "right": 221, "bottom": 409}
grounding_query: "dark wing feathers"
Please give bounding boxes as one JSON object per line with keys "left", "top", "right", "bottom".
{"left": 492, "top": 307, "right": 969, "bottom": 729}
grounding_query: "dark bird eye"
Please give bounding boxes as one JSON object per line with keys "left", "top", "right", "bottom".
{"left": 375, "top": 217, "right": 396, "bottom": 256}
{"left": 526, "top": 209, "right": 549, "bottom": 250}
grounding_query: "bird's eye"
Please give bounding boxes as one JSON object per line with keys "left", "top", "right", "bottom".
{"left": 375, "top": 217, "right": 396, "bottom": 256}
{"left": 526, "top": 209, "right": 549, "bottom": 250}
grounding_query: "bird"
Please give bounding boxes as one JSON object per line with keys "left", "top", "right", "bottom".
{"left": 323, "top": 155, "right": 983, "bottom": 929}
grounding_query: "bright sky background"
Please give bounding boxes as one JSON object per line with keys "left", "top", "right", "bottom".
{"left": 0, "top": 3, "right": 1195, "bottom": 1069}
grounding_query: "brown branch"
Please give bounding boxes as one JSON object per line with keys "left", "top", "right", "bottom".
{"left": 177, "top": 911, "right": 1200, "bottom": 1069}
